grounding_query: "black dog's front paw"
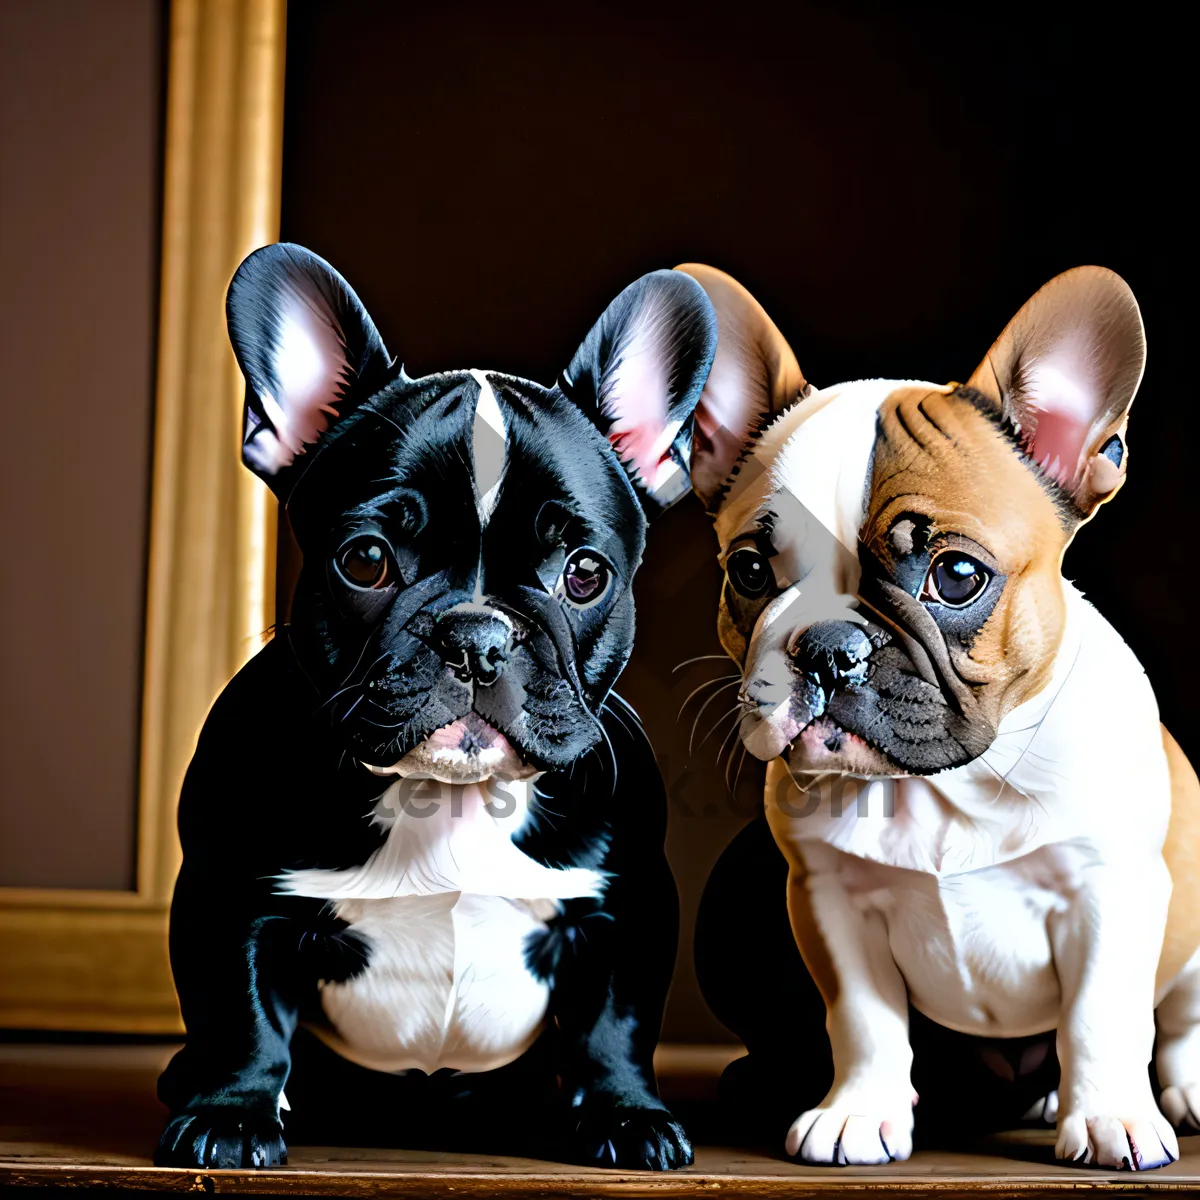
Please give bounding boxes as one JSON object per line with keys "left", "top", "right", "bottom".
{"left": 154, "top": 1108, "right": 287, "bottom": 1169}
{"left": 570, "top": 1105, "right": 694, "bottom": 1170}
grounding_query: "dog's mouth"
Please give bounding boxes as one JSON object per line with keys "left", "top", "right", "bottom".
{"left": 739, "top": 696, "right": 898, "bottom": 776}
{"left": 362, "top": 712, "right": 541, "bottom": 785}
{"left": 787, "top": 715, "right": 896, "bottom": 776}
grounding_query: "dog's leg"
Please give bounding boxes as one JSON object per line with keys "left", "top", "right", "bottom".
{"left": 695, "top": 815, "right": 832, "bottom": 1138}
{"left": 1156, "top": 949, "right": 1200, "bottom": 1131}
{"left": 154, "top": 866, "right": 299, "bottom": 1169}
{"left": 550, "top": 846, "right": 693, "bottom": 1171}
{"left": 782, "top": 854, "right": 916, "bottom": 1164}
{"left": 1050, "top": 859, "right": 1178, "bottom": 1170}
{"left": 529, "top": 703, "right": 692, "bottom": 1171}
{"left": 1155, "top": 726, "right": 1200, "bottom": 1131}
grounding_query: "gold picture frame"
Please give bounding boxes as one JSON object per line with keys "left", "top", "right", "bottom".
{"left": 0, "top": 0, "right": 287, "bottom": 1033}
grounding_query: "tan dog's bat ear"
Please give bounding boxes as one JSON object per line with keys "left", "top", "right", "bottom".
{"left": 966, "top": 266, "right": 1145, "bottom": 520}
{"left": 672, "top": 264, "right": 809, "bottom": 512}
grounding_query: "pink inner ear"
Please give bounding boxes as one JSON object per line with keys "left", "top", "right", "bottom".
{"left": 602, "top": 303, "right": 672, "bottom": 486}
{"left": 1021, "top": 350, "right": 1098, "bottom": 489}
{"left": 1025, "top": 407, "right": 1089, "bottom": 487}
{"left": 267, "top": 292, "right": 350, "bottom": 463}
{"left": 608, "top": 426, "right": 665, "bottom": 482}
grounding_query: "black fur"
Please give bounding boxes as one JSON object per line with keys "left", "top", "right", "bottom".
{"left": 154, "top": 244, "right": 716, "bottom": 1170}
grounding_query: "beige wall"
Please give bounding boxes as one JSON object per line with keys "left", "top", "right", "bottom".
{"left": 0, "top": 0, "right": 163, "bottom": 890}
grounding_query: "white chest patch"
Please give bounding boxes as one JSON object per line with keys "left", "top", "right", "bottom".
{"left": 822, "top": 838, "right": 1096, "bottom": 1036}
{"left": 276, "top": 779, "right": 606, "bottom": 1074}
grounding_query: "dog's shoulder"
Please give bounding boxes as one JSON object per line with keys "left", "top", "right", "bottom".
{"left": 1048, "top": 584, "right": 1165, "bottom": 781}
{"left": 177, "top": 635, "right": 387, "bottom": 870}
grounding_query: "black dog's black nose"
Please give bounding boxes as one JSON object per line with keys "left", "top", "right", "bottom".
{"left": 435, "top": 605, "right": 514, "bottom": 686}
{"left": 790, "top": 621, "right": 872, "bottom": 694}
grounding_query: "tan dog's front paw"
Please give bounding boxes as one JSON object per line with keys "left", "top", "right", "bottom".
{"left": 785, "top": 1087, "right": 915, "bottom": 1165}
{"left": 1021, "top": 1089, "right": 1059, "bottom": 1125}
{"left": 1160, "top": 1084, "right": 1200, "bottom": 1131}
{"left": 1055, "top": 1104, "right": 1178, "bottom": 1170}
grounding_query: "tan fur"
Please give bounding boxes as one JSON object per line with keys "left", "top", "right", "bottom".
{"left": 1159, "top": 727, "right": 1200, "bottom": 991}
{"left": 863, "top": 386, "right": 1070, "bottom": 727}
{"left": 786, "top": 865, "right": 841, "bottom": 1007}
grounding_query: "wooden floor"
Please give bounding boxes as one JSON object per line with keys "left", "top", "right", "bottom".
{"left": 5, "top": 1042, "right": 1200, "bottom": 1196}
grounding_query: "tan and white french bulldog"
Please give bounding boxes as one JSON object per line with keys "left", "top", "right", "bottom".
{"left": 677, "top": 263, "right": 1200, "bottom": 1170}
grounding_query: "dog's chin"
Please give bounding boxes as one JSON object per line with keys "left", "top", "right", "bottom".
{"left": 363, "top": 714, "right": 541, "bottom": 786}
{"left": 783, "top": 716, "right": 899, "bottom": 777}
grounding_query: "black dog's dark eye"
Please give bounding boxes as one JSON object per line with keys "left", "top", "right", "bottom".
{"left": 923, "top": 552, "right": 990, "bottom": 607}
{"left": 557, "top": 548, "right": 612, "bottom": 608}
{"left": 726, "top": 547, "right": 773, "bottom": 599}
{"left": 336, "top": 537, "right": 393, "bottom": 589}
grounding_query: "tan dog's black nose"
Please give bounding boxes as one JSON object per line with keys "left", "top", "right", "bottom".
{"left": 789, "top": 622, "right": 872, "bottom": 695}
{"left": 435, "top": 605, "right": 514, "bottom": 686}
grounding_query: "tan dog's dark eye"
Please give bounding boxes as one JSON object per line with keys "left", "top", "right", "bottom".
{"left": 336, "top": 537, "right": 393, "bottom": 589}
{"left": 923, "top": 552, "right": 990, "bottom": 607}
{"left": 727, "top": 547, "right": 773, "bottom": 599}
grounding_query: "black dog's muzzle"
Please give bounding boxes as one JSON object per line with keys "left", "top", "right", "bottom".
{"left": 434, "top": 604, "right": 516, "bottom": 686}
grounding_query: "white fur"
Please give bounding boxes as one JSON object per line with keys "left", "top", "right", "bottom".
{"left": 734, "top": 377, "right": 1184, "bottom": 1168}
{"left": 725, "top": 380, "right": 918, "bottom": 758}
{"left": 470, "top": 370, "right": 508, "bottom": 520}
{"left": 278, "top": 779, "right": 606, "bottom": 1074}
{"left": 714, "top": 377, "right": 902, "bottom": 559}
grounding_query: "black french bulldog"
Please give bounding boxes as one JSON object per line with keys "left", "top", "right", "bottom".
{"left": 153, "top": 244, "right": 716, "bottom": 1170}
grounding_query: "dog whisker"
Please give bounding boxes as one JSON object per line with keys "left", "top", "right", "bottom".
{"left": 672, "top": 654, "right": 731, "bottom": 674}
{"left": 714, "top": 707, "right": 749, "bottom": 770}
{"left": 316, "top": 649, "right": 389, "bottom": 716}
{"left": 600, "top": 697, "right": 641, "bottom": 742}
{"left": 696, "top": 701, "right": 752, "bottom": 754}
{"left": 689, "top": 681, "right": 742, "bottom": 755}
{"left": 338, "top": 693, "right": 366, "bottom": 724}
{"left": 677, "top": 675, "right": 740, "bottom": 722}
{"left": 727, "top": 742, "right": 749, "bottom": 798}
{"left": 597, "top": 717, "right": 620, "bottom": 796}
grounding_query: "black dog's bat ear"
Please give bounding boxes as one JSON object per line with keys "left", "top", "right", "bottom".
{"left": 672, "top": 264, "right": 808, "bottom": 513}
{"left": 227, "top": 243, "right": 393, "bottom": 500}
{"left": 559, "top": 270, "right": 718, "bottom": 515}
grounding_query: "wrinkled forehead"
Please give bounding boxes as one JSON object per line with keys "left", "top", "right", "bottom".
{"left": 714, "top": 379, "right": 930, "bottom": 556}
{"left": 292, "top": 366, "right": 641, "bottom": 558}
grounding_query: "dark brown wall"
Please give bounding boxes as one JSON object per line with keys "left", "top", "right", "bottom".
{"left": 0, "top": 1, "right": 163, "bottom": 890}
{"left": 279, "top": 0, "right": 1188, "bottom": 1041}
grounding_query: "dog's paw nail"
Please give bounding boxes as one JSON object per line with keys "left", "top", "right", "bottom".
{"left": 787, "top": 1090, "right": 914, "bottom": 1165}
{"left": 1056, "top": 1107, "right": 1177, "bottom": 1171}
{"left": 155, "top": 1110, "right": 286, "bottom": 1170}
{"left": 570, "top": 1107, "right": 692, "bottom": 1171}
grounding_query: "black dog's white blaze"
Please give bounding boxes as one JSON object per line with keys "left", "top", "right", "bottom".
{"left": 278, "top": 778, "right": 606, "bottom": 1073}
{"left": 470, "top": 368, "right": 508, "bottom": 522}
